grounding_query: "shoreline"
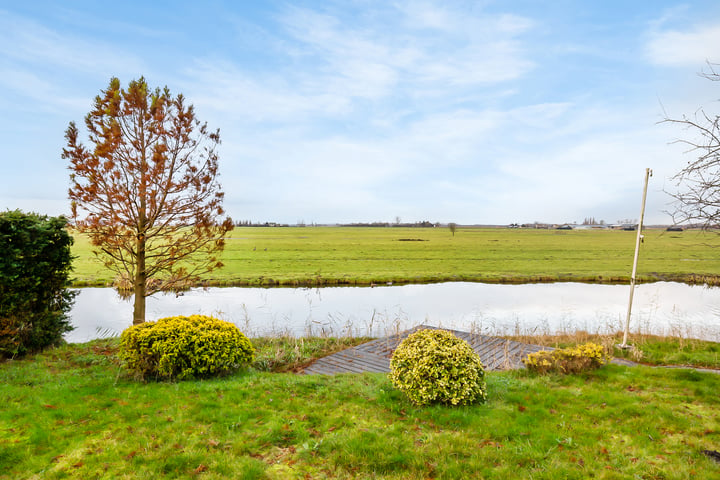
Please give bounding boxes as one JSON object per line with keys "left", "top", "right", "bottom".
{"left": 70, "top": 272, "right": 720, "bottom": 289}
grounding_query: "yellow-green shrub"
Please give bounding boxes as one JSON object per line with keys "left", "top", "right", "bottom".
{"left": 523, "top": 342, "right": 609, "bottom": 375}
{"left": 119, "top": 315, "right": 255, "bottom": 380}
{"left": 389, "top": 329, "right": 487, "bottom": 406}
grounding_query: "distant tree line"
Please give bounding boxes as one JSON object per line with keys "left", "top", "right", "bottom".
{"left": 234, "top": 220, "right": 291, "bottom": 227}
{"left": 233, "top": 220, "right": 443, "bottom": 227}
{"left": 232, "top": 220, "right": 447, "bottom": 228}
{"left": 341, "top": 221, "right": 440, "bottom": 228}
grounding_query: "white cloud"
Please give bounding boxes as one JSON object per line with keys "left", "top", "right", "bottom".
{"left": 0, "top": 9, "right": 148, "bottom": 116}
{"left": 646, "top": 24, "right": 720, "bottom": 66}
{"left": 180, "top": 2, "right": 537, "bottom": 142}
{"left": 180, "top": 59, "right": 356, "bottom": 126}
{"left": 0, "top": 66, "right": 89, "bottom": 113}
{"left": 275, "top": 3, "right": 535, "bottom": 101}
{"left": 0, "top": 10, "right": 144, "bottom": 75}
{"left": 1, "top": 2, "right": 702, "bottom": 226}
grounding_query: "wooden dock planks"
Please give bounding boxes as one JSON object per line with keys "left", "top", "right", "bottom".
{"left": 301, "top": 325, "right": 552, "bottom": 375}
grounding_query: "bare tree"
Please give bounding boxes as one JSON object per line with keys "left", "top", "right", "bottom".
{"left": 664, "top": 63, "right": 720, "bottom": 229}
{"left": 448, "top": 222, "right": 457, "bottom": 236}
{"left": 64, "top": 77, "right": 233, "bottom": 325}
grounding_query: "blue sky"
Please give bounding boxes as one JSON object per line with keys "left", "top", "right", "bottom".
{"left": 1, "top": 1, "right": 719, "bottom": 225}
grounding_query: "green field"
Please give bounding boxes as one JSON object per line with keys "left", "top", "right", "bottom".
{"left": 70, "top": 227, "right": 720, "bottom": 287}
{"left": 2, "top": 338, "right": 719, "bottom": 479}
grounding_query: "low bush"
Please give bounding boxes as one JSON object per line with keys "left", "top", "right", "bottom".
{"left": 119, "top": 315, "right": 255, "bottom": 380}
{"left": 389, "top": 328, "right": 487, "bottom": 406}
{"left": 523, "top": 342, "right": 609, "bottom": 374}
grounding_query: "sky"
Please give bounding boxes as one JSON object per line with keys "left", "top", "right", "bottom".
{"left": 1, "top": 1, "right": 720, "bottom": 226}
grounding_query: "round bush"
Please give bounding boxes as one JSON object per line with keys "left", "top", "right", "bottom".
{"left": 119, "top": 315, "right": 255, "bottom": 380}
{"left": 389, "top": 329, "right": 487, "bottom": 406}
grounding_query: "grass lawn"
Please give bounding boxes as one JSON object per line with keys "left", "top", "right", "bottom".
{"left": 70, "top": 227, "right": 720, "bottom": 287}
{"left": 2, "top": 338, "right": 720, "bottom": 479}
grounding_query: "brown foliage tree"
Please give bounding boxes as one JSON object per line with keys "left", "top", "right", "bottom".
{"left": 64, "top": 77, "right": 233, "bottom": 325}
{"left": 664, "top": 63, "right": 720, "bottom": 229}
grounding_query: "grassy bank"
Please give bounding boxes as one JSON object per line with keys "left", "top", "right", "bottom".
{"left": 2, "top": 337, "right": 720, "bottom": 479}
{"left": 70, "top": 227, "right": 720, "bottom": 288}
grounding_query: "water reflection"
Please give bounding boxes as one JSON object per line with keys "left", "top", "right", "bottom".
{"left": 65, "top": 282, "right": 720, "bottom": 343}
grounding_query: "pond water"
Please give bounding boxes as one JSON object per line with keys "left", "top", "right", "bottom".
{"left": 65, "top": 282, "right": 720, "bottom": 343}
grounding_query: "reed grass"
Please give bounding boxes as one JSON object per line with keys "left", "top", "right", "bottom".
{"left": 251, "top": 336, "right": 373, "bottom": 372}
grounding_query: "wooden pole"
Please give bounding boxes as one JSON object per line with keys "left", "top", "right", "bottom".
{"left": 621, "top": 168, "right": 652, "bottom": 348}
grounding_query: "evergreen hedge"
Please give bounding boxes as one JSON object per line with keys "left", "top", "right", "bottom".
{"left": 0, "top": 210, "right": 76, "bottom": 358}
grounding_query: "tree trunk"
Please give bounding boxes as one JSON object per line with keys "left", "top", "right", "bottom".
{"left": 133, "top": 233, "right": 146, "bottom": 325}
{"left": 135, "top": 128, "right": 148, "bottom": 325}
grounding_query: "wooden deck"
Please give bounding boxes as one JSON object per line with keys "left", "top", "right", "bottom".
{"left": 301, "top": 325, "right": 553, "bottom": 375}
